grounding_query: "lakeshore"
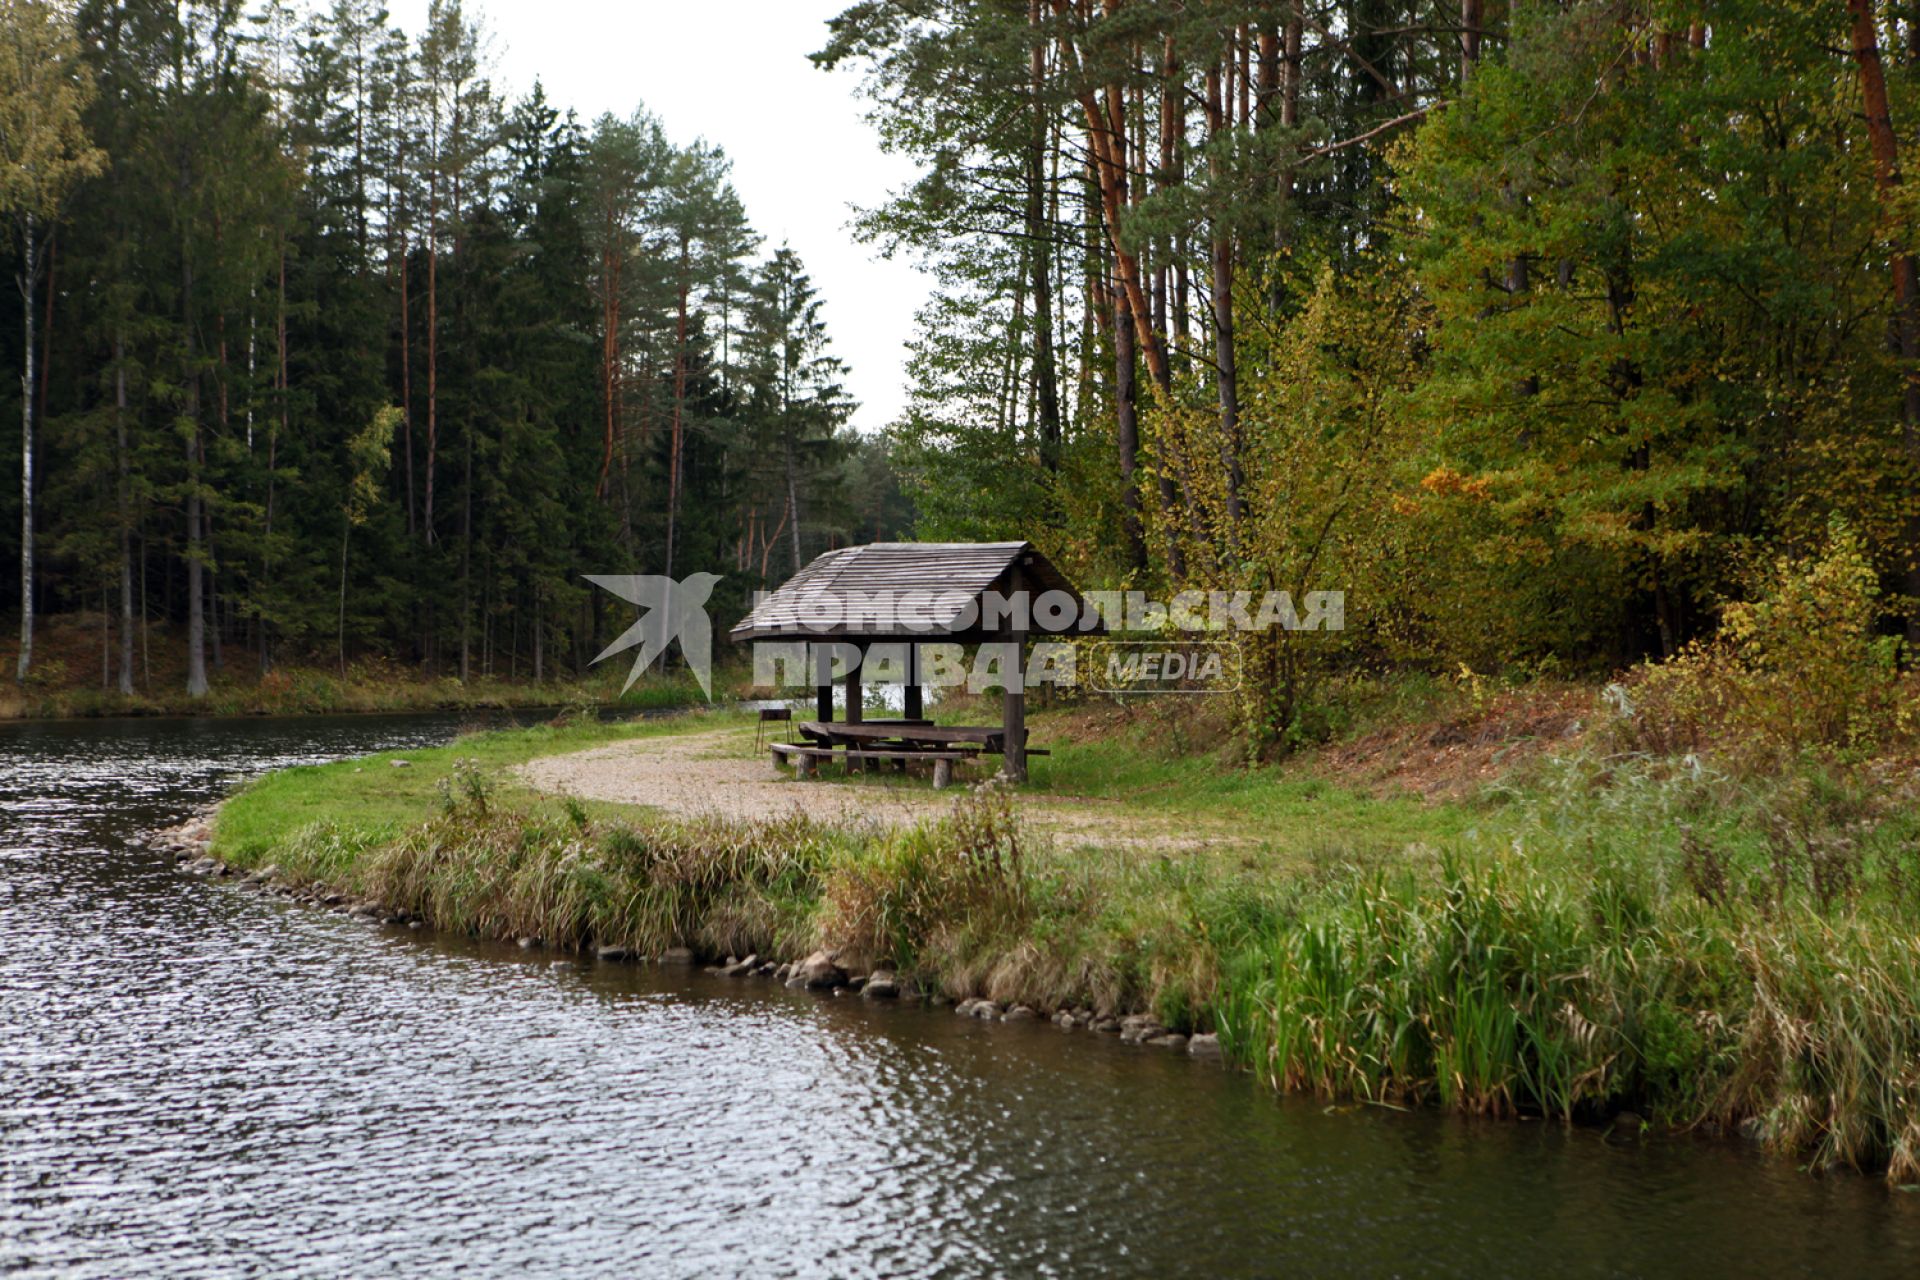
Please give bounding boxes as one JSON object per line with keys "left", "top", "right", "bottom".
{"left": 204, "top": 693, "right": 1920, "bottom": 1185}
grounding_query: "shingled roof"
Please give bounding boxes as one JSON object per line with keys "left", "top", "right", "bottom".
{"left": 728, "top": 541, "right": 1099, "bottom": 642}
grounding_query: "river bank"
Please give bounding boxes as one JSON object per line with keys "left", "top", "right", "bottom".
{"left": 205, "top": 694, "right": 1920, "bottom": 1184}
{"left": 0, "top": 610, "right": 726, "bottom": 720}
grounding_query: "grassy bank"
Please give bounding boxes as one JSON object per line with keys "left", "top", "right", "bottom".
{"left": 209, "top": 693, "right": 1920, "bottom": 1184}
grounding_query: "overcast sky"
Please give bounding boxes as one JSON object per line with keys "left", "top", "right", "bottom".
{"left": 387, "top": 0, "right": 926, "bottom": 434}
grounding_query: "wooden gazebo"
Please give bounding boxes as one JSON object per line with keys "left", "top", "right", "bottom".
{"left": 729, "top": 541, "right": 1101, "bottom": 783}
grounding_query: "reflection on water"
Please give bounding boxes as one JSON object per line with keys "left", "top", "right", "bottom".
{"left": 1, "top": 713, "right": 1915, "bottom": 1278}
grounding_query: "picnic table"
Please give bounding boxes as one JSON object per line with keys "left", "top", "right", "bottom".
{"left": 798, "top": 720, "right": 1007, "bottom": 751}
{"left": 769, "top": 719, "right": 1041, "bottom": 789}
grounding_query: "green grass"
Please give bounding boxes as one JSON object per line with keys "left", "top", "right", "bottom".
{"left": 214, "top": 707, "right": 756, "bottom": 864}
{"left": 1026, "top": 729, "right": 1475, "bottom": 856}
{"left": 782, "top": 696, "right": 1473, "bottom": 871}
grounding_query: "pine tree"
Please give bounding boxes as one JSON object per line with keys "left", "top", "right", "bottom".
{"left": 743, "top": 246, "right": 852, "bottom": 575}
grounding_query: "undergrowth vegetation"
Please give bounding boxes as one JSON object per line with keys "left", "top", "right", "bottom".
{"left": 1618, "top": 523, "right": 1916, "bottom": 768}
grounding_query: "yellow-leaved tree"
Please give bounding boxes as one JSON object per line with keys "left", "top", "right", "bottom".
{"left": 1141, "top": 261, "right": 1428, "bottom": 755}
{"left": 0, "top": 0, "right": 103, "bottom": 682}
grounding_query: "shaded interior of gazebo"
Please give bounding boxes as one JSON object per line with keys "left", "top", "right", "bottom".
{"left": 729, "top": 541, "right": 1099, "bottom": 781}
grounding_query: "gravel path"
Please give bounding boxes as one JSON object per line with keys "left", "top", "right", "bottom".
{"left": 515, "top": 728, "right": 1203, "bottom": 850}
{"left": 517, "top": 729, "right": 956, "bottom": 832}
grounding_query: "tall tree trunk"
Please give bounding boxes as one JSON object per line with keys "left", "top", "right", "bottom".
{"left": 1030, "top": 0, "right": 1062, "bottom": 470}
{"left": 1268, "top": 4, "right": 1303, "bottom": 313}
{"left": 1460, "top": 0, "right": 1482, "bottom": 82}
{"left": 16, "top": 214, "right": 36, "bottom": 684}
{"left": 665, "top": 234, "right": 690, "bottom": 580}
{"left": 1848, "top": 0, "right": 1920, "bottom": 642}
{"left": 532, "top": 590, "right": 543, "bottom": 681}
{"left": 116, "top": 330, "right": 133, "bottom": 696}
{"left": 460, "top": 426, "right": 473, "bottom": 680}
{"left": 1158, "top": 36, "right": 1181, "bottom": 369}
{"left": 785, "top": 436, "right": 803, "bottom": 575}
{"left": 1205, "top": 57, "right": 1243, "bottom": 547}
{"left": 1114, "top": 265, "right": 1148, "bottom": 571}
{"left": 339, "top": 520, "right": 351, "bottom": 676}
{"left": 37, "top": 230, "right": 53, "bottom": 432}
{"left": 424, "top": 169, "right": 439, "bottom": 546}
{"left": 1051, "top": 4, "right": 1173, "bottom": 394}
{"left": 598, "top": 215, "right": 622, "bottom": 497}
{"left": 398, "top": 179, "right": 415, "bottom": 537}
{"left": 183, "top": 253, "right": 208, "bottom": 700}
{"left": 260, "top": 245, "right": 287, "bottom": 672}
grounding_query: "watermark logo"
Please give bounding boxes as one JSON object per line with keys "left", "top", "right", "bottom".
{"left": 747, "top": 587, "right": 1339, "bottom": 697}
{"left": 1089, "top": 640, "right": 1242, "bottom": 694}
{"left": 749, "top": 586, "right": 1342, "bottom": 636}
{"left": 586, "top": 572, "right": 720, "bottom": 698}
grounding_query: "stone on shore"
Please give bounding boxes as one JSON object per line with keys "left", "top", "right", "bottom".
{"left": 862, "top": 970, "right": 900, "bottom": 999}
{"left": 1002, "top": 1005, "right": 1037, "bottom": 1022}
{"left": 1187, "top": 1033, "right": 1224, "bottom": 1062}
{"left": 788, "top": 949, "right": 847, "bottom": 989}
{"left": 660, "top": 946, "right": 695, "bottom": 965}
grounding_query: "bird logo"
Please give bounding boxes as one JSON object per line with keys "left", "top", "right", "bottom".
{"left": 584, "top": 572, "right": 722, "bottom": 699}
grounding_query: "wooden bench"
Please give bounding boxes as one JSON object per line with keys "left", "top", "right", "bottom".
{"left": 770, "top": 742, "right": 975, "bottom": 789}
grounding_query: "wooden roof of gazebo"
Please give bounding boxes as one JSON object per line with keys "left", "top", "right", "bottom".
{"left": 728, "top": 540, "right": 1100, "bottom": 643}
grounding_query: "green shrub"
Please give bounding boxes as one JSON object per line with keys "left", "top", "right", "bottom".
{"left": 1621, "top": 520, "right": 1911, "bottom": 765}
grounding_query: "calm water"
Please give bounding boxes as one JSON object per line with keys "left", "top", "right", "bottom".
{"left": 2, "top": 714, "right": 1917, "bottom": 1278}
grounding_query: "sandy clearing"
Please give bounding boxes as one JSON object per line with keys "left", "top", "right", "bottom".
{"left": 514, "top": 728, "right": 1215, "bottom": 852}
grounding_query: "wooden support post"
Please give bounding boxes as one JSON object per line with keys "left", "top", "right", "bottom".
{"left": 1002, "top": 679, "right": 1027, "bottom": 782}
{"left": 905, "top": 641, "right": 924, "bottom": 720}
{"left": 814, "top": 642, "right": 833, "bottom": 724}
{"left": 845, "top": 644, "right": 865, "bottom": 772}
{"left": 845, "top": 646, "right": 864, "bottom": 724}
{"left": 795, "top": 752, "right": 816, "bottom": 780}
{"left": 933, "top": 757, "right": 953, "bottom": 789}
{"left": 998, "top": 637, "right": 1029, "bottom": 786}
{"left": 1001, "top": 568, "right": 1028, "bottom": 783}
